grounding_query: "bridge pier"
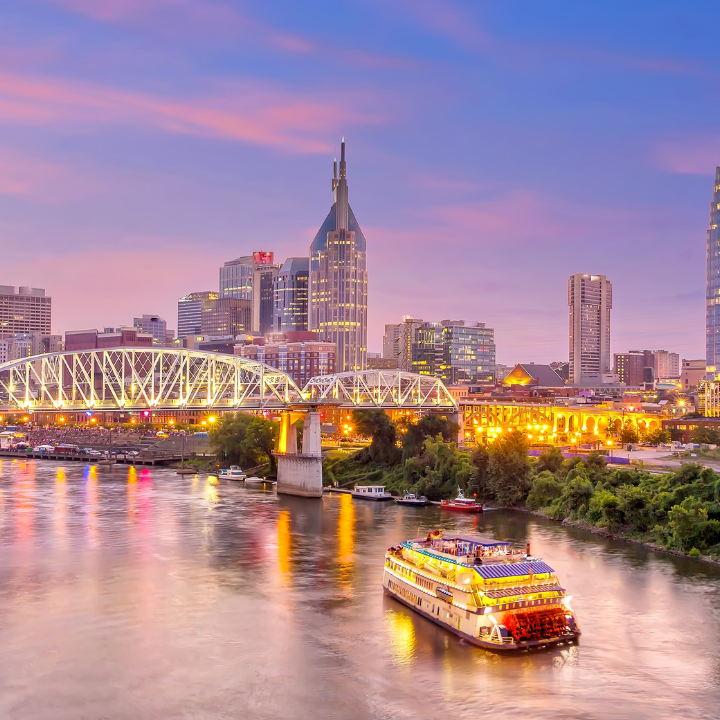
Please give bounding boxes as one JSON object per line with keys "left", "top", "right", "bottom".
{"left": 274, "top": 409, "right": 323, "bottom": 498}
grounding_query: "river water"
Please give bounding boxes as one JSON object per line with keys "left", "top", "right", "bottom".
{"left": 0, "top": 459, "right": 718, "bottom": 719}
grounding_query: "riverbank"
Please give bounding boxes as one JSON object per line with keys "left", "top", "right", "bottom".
{"left": 519, "top": 506, "right": 720, "bottom": 567}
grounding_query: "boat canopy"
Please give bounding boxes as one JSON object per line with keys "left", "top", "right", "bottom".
{"left": 412, "top": 533, "right": 510, "bottom": 548}
{"left": 475, "top": 560, "right": 554, "bottom": 580}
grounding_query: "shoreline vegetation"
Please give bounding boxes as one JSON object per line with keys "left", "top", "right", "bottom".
{"left": 206, "top": 410, "right": 720, "bottom": 563}
{"left": 321, "top": 410, "right": 720, "bottom": 563}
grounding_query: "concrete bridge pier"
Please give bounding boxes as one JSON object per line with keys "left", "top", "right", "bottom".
{"left": 275, "top": 408, "right": 323, "bottom": 498}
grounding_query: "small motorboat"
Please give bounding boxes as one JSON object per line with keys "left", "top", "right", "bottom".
{"left": 244, "top": 476, "right": 268, "bottom": 486}
{"left": 440, "top": 487, "right": 483, "bottom": 513}
{"left": 219, "top": 465, "right": 245, "bottom": 480}
{"left": 395, "top": 492, "right": 429, "bottom": 506}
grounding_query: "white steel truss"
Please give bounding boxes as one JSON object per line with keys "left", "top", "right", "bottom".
{"left": 0, "top": 348, "right": 303, "bottom": 412}
{"left": 301, "top": 370, "right": 457, "bottom": 409}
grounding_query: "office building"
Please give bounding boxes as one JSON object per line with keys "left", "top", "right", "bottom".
{"left": 178, "top": 292, "right": 218, "bottom": 337}
{"left": 681, "top": 359, "right": 706, "bottom": 391}
{"left": 383, "top": 317, "right": 423, "bottom": 372}
{"left": 707, "top": 167, "right": 720, "bottom": 378}
{"left": 200, "top": 297, "right": 251, "bottom": 338}
{"left": 236, "top": 331, "right": 335, "bottom": 387}
{"left": 568, "top": 273, "right": 612, "bottom": 385}
{"left": 220, "top": 252, "right": 278, "bottom": 335}
{"left": 309, "top": 140, "right": 368, "bottom": 372}
{"left": 411, "top": 320, "right": 495, "bottom": 384}
{"left": 654, "top": 350, "right": 680, "bottom": 380}
{"left": 133, "top": 314, "right": 174, "bottom": 346}
{"left": 273, "top": 257, "right": 309, "bottom": 332}
{"left": 614, "top": 351, "right": 646, "bottom": 386}
{"left": 64, "top": 327, "right": 153, "bottom": 352}
{"left": 0, "top": 286, "right": 51, "bottom": 339}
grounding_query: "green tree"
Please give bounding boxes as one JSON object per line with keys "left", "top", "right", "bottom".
{"left": 402, "top": 413, "right": 459, "bottom": 459}
{"left": 690, "top": 426, "right": 720, "bottom": 445}
{"left": 350, "top": 409, "right": 401, "bottom": 464}
{"left": 404, "top": 437, "right": 476, "bottom": 501}
{"left": 537, "top": 446, "right": 565, "bottom": 474}
{"left": 486, "top": 430, "right": 532, "bottom": 506}
{"left": 526, "top": 471, "right": 564, "bottom": 510}
{"left": 209, "top": 412, "right": 254, "bottom": 465}
{"left": 620, "top": 425, "right": 639, "bottom": 444}
{"left": 643, "top": 427, "right": 670, "bottom": 445}
{"left": 242, "top": 417, "right": 279, "bottom": 474}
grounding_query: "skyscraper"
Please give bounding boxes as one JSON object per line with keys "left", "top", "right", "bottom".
{"left": 309, "top": 140, "right": 368, "bottom": 372}
{"left": 706, "top": 167, "right": 720, "bottom": 377}
{"left": 273, "top": 257, "right": 309, "bottom": 332}
{"left": 133, "top": 314, "right": 174, "bottom": 346}
{"left": 178, "top": 291, "right": 218, "bottom": 337}
{"left": 0, "top": 286, "right": 51, "bottom": 339}
{"left": 383, "top": 317, "right": 424, "bottom": 371}
{"left": 220, "top": 252, "right": 278, "bottom": 334}
{"left": 568, "top": 273, "right": 612, "bottom": 385}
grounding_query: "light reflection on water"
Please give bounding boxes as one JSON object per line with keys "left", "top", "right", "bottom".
{"left": 0, "top": 461, "right": 718, "bottom": 719}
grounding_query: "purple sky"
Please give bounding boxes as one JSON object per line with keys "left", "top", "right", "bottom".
{"left": 1, "top": 0, "right": 718, "bottom": 363}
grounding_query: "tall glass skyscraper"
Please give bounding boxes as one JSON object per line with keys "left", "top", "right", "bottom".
{"left": 309, "top": 140, "right": 368, "bottom": 372}
{"left": 273, "top": 257, "right": 309, "bottom": 332}
{"left": 706, "top": 167, "right": 720, "bottom": 377}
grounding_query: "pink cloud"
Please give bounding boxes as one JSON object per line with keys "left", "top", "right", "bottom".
{"left": 0, "top": 70, "right": 382, "bottom": 152}
{"left": 653, "top": 136, "right": 720, "bottom": 175}
{"left": 0, "top": 146, "right": 98, "bottom": 201}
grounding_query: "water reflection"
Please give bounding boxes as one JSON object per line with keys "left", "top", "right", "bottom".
{"left": 0, "top": 462, "right": 718, "bottom": 720}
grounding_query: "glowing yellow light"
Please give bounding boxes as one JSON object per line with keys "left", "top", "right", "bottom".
{"left": 201, "top": 421, "right": 207, "bottom": 426}
{"left": 607, "top": 440, "right": 613, "bottom": 446}
{"left": 208, "top": 416, "right": 216, "bottom": 423}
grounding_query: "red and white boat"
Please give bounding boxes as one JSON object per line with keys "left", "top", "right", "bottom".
{"left": 440, "top": 488, "right": 483, "bottom": 513}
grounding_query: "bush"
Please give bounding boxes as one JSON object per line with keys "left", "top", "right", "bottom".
{"left": 526, "top": 471, "right": 563, "bottom": 510}
{"left": 537, "top": 447, "right": 564, "bottom": 474}
{"left": 486, "top": 430, "right": 532, "bottom": 506}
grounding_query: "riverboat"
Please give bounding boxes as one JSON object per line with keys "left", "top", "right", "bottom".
{"left": 440, "top": 488, "right": 483, "bottom": 513}
{"left": 383, "top": 530, "right": 580, "bottom": 652}
{"left": 395, "top": 492, "right": 429, "bottom": 506}
{"left": 351, "top": 485, "right": 394, "bottom": 501}
{"left": 219, "top": 466, "right": 245, "bottom": 480}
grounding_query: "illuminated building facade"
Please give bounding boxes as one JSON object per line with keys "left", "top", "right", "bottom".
{"left": 568, "top": 273, "right": 612, "bottom": 385}
{"left": 383, "top": 317, "right": 424, "bottom": 371}
{"left": 200, "top": 297, "right": 251, "bottom": 337}
{"left": 309, "top": 140, "right": 368, "bottom": 372}
{"left": 220, "top": 252, "right": 279, "bottom": 334}
{"left": 273, "top": 257, "right": 309, "bottom": 332}
{"left": 178, "top": 291, "right": 218, "bottom": 337}
{"left": 411, "top": 320, "right": 495, "bottom": 384}
{"left": 707, "top": 167, "right": 720, "bottom": 378}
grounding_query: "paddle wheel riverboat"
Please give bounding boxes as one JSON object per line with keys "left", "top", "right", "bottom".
{"left": 383, "top": 530, "right": 580, "bottom": 651}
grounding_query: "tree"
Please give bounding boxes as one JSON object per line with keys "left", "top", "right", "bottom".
{"left": 620, "top": 424, "right": 639, "bottom": 444}
{"left": 486, "top": 430, "right": 532, "bottom": 506}
{"left": 644, "top": 427, "right": 670, "bottom": 445}
{"left": 537, "top": 447, "right": 565, "bottom": 474}
{"left": 242, "top": 417, "right": 279, "bottom": 474}
{"left": 209, "top": 412, "right": 254, "bottom": 466}
{"left": 402, "top": 413, "right": 459, "bottom": 459}
{"left": 526, "top": 471, "right": 563, "bottom": 510}
{"left": 690, "top": 426, "right": 720, "bottom": 445}
{"left": 350, "top": 409, "right": 401, "bottom": 464}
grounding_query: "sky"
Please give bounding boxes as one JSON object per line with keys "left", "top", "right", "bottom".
{"left": 0, "top": 0, "right": 718, "bottom": 364}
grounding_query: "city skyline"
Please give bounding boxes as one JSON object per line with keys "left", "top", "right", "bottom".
{"left": 0, "top": 2, "right": 718, "bottom": 363}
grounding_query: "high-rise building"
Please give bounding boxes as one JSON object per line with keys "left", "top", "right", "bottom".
{"left": 0, "top": 286, "right": 51, "bottom": 339}
{"left": 200, "top": 297, "right": 251, "bottom": 337}
{"left": 178, "top": 292, "right": 218, "bottom": 337}
{"left": 568, "top": 274, "right": 612, "bottom": 385}
{"left": 411, "top": 320, "right": 495, "bottom": 384}
{"left": 309, "top": 140, "right": 368, "bottom": 372}
{"left": 383, "top": 317, "right": 424, "bottom": 372}
{"left": 220, "top": 252, "right": 278, "bottom": 335}
{"left": 654, "top": 350, "right": 680, "bottom": 380}
{"left": 273, "top": 257, "right": 309, "bottom": 332}
{"left": 133, "top": 315, "right": 174, "bottom": 346}
{"left": 706, "top": 167, "right": 720, "bottom": 377}
{"left": 614, "top": 351, "right": 646, "bottom": 386}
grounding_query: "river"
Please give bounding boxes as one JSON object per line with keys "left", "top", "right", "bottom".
{"left": 0, "top": 459, "right": 718, "bottom": 719}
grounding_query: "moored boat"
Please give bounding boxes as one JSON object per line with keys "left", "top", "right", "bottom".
{"left": 244, "top": 476, "right": 271, "bottom": 486}
{"left": 383, "top": 530, "right": 580, "bottom": 651}
{"left": 219, "top": 465, "right": 245, "bottom": 480}
{"left": 395, "top": 492, "right": 429, "bottom": 506}
{"left": 351, "top": 485, "right": 394, "bottom": 501}
{"left": 440, "top": 487, "right": 483, "bottom": 513}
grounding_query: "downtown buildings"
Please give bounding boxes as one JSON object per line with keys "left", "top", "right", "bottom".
{"left": 309, "top": 140, "right": 368, "bottom": 372}
{"left": 0, "top": 286, "right": 52, "bottom": 339}
{"left": 382, "top": 318, "right": 496, "bottom": 385}
{"left": 568, "top": 273, "right": 613, "bottom": 385}
{"left": 707, "top": 166, "right": 720, "bottom": 378}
